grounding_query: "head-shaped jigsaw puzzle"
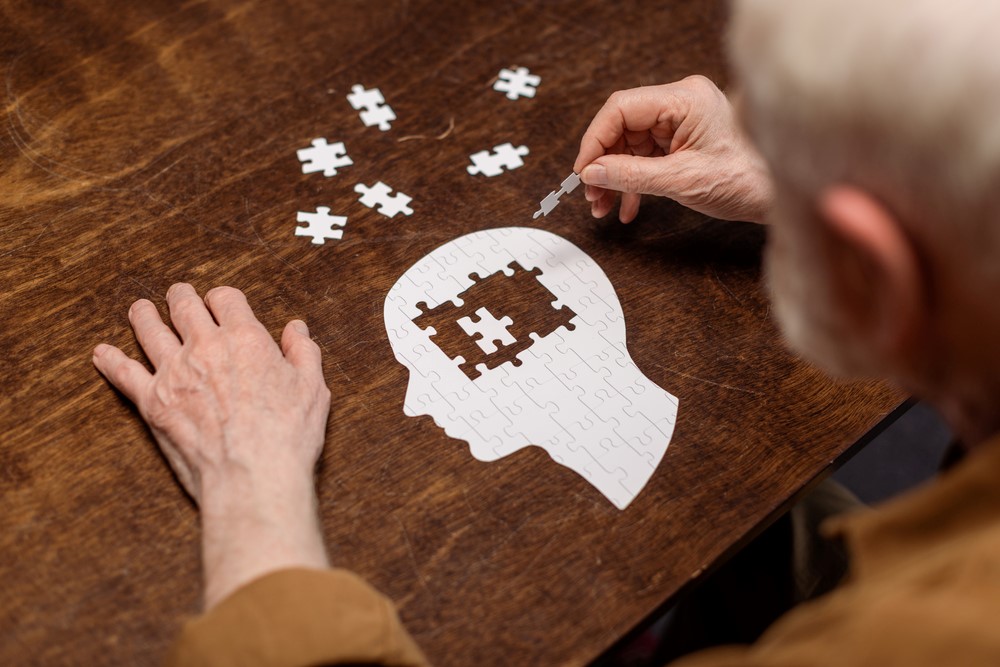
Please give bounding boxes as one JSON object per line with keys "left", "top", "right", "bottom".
{"left": 384, "top": 227, "right": 678, "bottom": 509}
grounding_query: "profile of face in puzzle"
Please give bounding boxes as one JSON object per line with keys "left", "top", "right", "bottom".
{"left": 384, "top": 227, "right": 679, "bottom": 509}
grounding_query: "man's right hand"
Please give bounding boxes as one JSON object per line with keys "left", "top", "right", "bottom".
{"left": 573, "top": 75, "right": 774, "bottom": 224}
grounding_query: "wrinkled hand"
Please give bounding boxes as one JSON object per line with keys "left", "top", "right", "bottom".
{"left": 93, "top": 283, "right": 332, "bottom": 608}
{"left": 573, "top": 75, "right": 774, "bottom": 224}
{"left": 92, "top": 283, "right": 330, "bottom": 502}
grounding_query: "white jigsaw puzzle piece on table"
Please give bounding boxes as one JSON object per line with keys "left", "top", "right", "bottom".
{"left": 467, "top": 142, "right": 530, "bottom": 177}
{"left": 383, "top": 227, "right": 679, "bottom": 510}
{"left": 295, "top": 207, "right": 347, "bottom": 244}
{"left": 296, "top": 138, "right": 353, "bottom": 177}
{"left": 457, "top": 307, "right": 516, "bottom": 354}
{"left": 346, "top": 85, "right": 384, "bottom": 110}
{"left": 360, "top": 105, "right": 396, "bottom": 131}
{"left": 534, "top": 172, "right": 581, "bottom": 218}
{"left": 493, "top": 66, "right": 541, "bottom": 100}
{"left": 347, "top": 84, "right": 396, "bottom": 131}
{"left": 355, "top": 181, "right": 414, "bottom": 218}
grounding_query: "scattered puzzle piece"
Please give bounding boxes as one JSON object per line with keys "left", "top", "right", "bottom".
{"left": 295, "top": 207, "right": 347, "bottom": 244}
{"left": 360, "top": 105, "right": 396, "bottom": 132}
{"left": 467, "top": 142, "right": 529, "bottom": 177}
{"left": 533, "top": 172, "right": 581, "bottom": 218}
{"left": 347, "top": 84, "right": 396, "bottom": 131}
{"left": 457, "top": 307, "right": 516, "bottom": 354}
{"left": 296, "top": 138, "right": 353, "bottom": 177}
{"left": 355, "top": 181, "right": 414, "bottom": 218}
{"left": 493, "top": 66, "right": 541, "bottom": 100}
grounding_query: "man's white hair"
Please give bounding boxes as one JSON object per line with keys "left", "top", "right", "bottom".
{"left": 730, "top": 0, "right": 1000, "bottom": 282}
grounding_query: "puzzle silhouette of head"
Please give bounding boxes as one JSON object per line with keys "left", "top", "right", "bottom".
{"left": 384, "top": 227, "right": 678, "bottom": 509}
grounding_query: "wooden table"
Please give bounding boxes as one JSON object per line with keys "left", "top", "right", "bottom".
{"left": 0, "top": 1, "right": 903, "bottom": 664}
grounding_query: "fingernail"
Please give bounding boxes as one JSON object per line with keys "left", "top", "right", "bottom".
{"left": 93, "top": 344, "right": 108, "bottom": 358}
{"left": 292, "top": 320, "right": 309, "bottom": 335}
{"left": 582, "top": 164, "right": 608, "bottom": 187}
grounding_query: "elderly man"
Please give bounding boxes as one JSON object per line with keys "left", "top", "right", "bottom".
{"left": 92, "top": 0, "right": 1000, "bottom": 664}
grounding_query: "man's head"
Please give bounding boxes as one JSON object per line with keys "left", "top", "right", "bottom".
{"left": 730, "top": 0, "right": 1000, "bottom": 442}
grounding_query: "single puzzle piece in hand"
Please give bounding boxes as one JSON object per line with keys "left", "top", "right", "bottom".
{"left": 355, "top": 182, "right": 414, "bottom": 218}
{"left": 347, "top": 84, "right": 396, "bottom": 131}
{"left": 534, "top": 172, "right": 582, "bottom": 218}
{"left": 493, "top": 66, "right": 541, "bottom": 100}
{"left": 295, "top": 207, "right": 347, "bottom": 244}
{"left": 467, "top": 142, "right": 530, "bottom": 177}
{"left": 457, "top": 307, "right": 516, "bottom": 354}
{"left": 296, "top": 138, "right": 353, "bottom": 177}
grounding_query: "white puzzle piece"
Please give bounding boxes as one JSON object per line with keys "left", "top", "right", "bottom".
{"left": 355, "top": 181, "right": 414, "bottom": 218}
{"left": 457, "top": 307, "right": 516, "bottom": 354}
{"left": 297, "top": 138, "right": 353, "bottom": 177}
{"left": 383, "top": 227, "right": 679, "bottom": 510}
{"left": 467, "top": 142, "right": 529, "bottom": 177}
{"left": 347, "top": 84, "right": 396, "bottom": 131}
{"left": 534, "top": 172, "right": 581, "bottom": 218}
{"left": 295, "top": 207, "right": 347, "bottom": 244}
{"left": 494, "top": 67, "right": 541, "bottom": 100}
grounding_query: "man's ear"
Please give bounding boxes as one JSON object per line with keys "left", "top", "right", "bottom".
{"left": 817, "top": 186, "right": 926, "bottom": 365}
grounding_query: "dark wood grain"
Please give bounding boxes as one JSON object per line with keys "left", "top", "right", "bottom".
{"left": 0, "top": 1, "right": 903, "bottom": 665}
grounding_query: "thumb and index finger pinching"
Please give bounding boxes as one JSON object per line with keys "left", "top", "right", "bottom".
{"left": 573, "top": 84, "right": 692, "bottom": 200}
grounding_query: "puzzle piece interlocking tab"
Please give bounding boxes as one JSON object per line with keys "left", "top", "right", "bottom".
{"left": 412, "top": 261, "right": 577, "bottom": 380}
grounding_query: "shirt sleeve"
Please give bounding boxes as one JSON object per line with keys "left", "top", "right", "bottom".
{"left": 165, "top": 567, "right": 429, "bottom": 667}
